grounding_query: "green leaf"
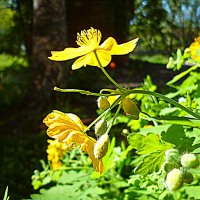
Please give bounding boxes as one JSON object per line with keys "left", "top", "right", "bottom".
{"left": 185, "top": 186, "right": 200, "bottom": 199}
{"left": 135, "top": 152, "right": 165, "bottom": 175}
{"left": 167, "top": 65, "right": 199, "bottom": 85}
{"left": 159, "top": 107, "right": 178, "bottom": 116}
{"left": 128, "top": 133, "right": 173, "bottom": 175}
{"left": 3, "top": 186, "right": 9, "bottom": 200}
{"left": 30, "top": 171, "right": 105, "bottom": 200}
{"left": 139, "top": 124, "right": 171, "bottom": 135}
{"left": 161, "top": 125, "right": 195, "bottom": 152}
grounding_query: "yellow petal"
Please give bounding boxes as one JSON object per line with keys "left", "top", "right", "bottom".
{"left": 100, "top": 37, "right": 139, "bottom": 55}
{"left": 66, "top": 113, "right": 86, "bottom": 131}
{"left": 91, "top": 50, "right": 111, "bottom": 67}
{"left": 48, "top": 46, "right": 90, "bottom": 61}
{"left": 71, "top": 54, "right": 92, "bottom": 70}
{"left": 85, "top": 137, "right": 104, "bottom": 174}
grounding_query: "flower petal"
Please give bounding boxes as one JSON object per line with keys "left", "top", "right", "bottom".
{"left": 100, "top": 37, "right": 139, "bottom": 55}
{"left": 85, "top": 137, "right": 104, "bottom": 174}
{"left": 48, "top": 46, "right": 90, "bottom": 61}
{"left": 91, "top": 50, "right": 111, "bottom": 67}
{"left": 66, "top": 113, "right": 86, "bottom": 131}
{"left": 71, "top": 54, "right": 91, "bottom": 70}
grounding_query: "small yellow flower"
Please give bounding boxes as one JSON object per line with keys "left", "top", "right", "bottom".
{"left": 189, "top": 36, "right": 200, "bottom": 61}
{"left": 49, "top": 27, "right": 138, "bottom": 70}
{"left": 47, "top": 139, "right": 66, "bottom": 170}
{"left": 43, "top": 110, "right": 104, "bottom": 174}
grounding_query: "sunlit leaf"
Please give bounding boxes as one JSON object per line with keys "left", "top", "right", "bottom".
{"left": 128, "top": 133, "right": 173, "bottom": 175}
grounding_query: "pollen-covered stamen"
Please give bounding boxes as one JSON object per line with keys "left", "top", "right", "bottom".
{"left": 76, "top": 27, "right": 102, "bottom": 48}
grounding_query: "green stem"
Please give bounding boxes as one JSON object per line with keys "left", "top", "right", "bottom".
{"left": 54, "top": 87, "right": 117, "bottom": 97}
{"left": 83, "top": 96, "right": 122, "bottom": 133}
{"left": 125, "top": 89, "right": 200, "bottom": 119}
{"left": 106, "top": 103, "right": 122, "bottom": 134}
{"left": 93, "top": 51, "right": 124, "bottom": 90}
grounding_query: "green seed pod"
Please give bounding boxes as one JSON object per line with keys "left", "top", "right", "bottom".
{"left": 182, "top": 170, "right": 194, "bottom": 184}
{"left": 94, "top": 133, "right": 109, "bottom": 160}
{"left": 166, "top": 168, "right": 183, "bottom": 191}
{"left": 122, "top": 98, "right": 139, "bottom": 120}
{"left": 181, "top": 153, "right": 199, "bottom": 168}
{"left": 97, "top": 97, "right": 110, "bottom": 111}
{"left": 95, "top": 119, "right": 107, "bottom": 138}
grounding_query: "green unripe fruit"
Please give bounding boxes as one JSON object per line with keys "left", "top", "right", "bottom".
{"left": 166, "top": 168, "right": 183, "bottom": 191}
{"left": 182, "top": 171, "right": 194, "bottom": 184}
{"left": 95, "top": 119, "right": 107, "bottom": 138}
{"left": 181, "top": 153, "right": 199, "bottom": 168}
{"left": 94, "top": 133, "right": 109, "bottom": 160}
{"left": 122, "top": 98, "right": 139, "bottom": 120}
{"left": 97, "top": 97, "right": 110, "bottom": 111}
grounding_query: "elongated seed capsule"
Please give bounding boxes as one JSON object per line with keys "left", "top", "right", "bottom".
{"left": 97, "top": 97, "right": 110, "bottom": 111}
{"left": 122, "top": 98, "right": 139, "bottom": 119}
{"left": 94, "top": 133, "right": 109, "bottom": 160}
{"left": 95, "top": 119, "right": 107, "bottom": 138}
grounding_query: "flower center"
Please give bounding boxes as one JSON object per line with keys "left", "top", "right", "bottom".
{"left": 76, "top": 27, "right": 102, "bottom": 49}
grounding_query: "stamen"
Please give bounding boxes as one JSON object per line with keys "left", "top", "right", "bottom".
{"left": 76, "top": 27, "right": 102, "bottom": 47}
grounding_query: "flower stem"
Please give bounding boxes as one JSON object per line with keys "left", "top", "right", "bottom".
{"left": 125, "top": 89, "right": 200, "bottom": 119}
{"left": 93, "top": 51, "right": 124, "bottom": 90}
{"left": 106, "top": 103, "right": 122, "bottom": 134}
{"left": 54, "top": 87, "right": 117, "bottom": 97}
{"left": 83, "top": 96, "right": 122, "bottom": 133}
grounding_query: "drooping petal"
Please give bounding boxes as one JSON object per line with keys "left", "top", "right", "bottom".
{"left": 44, "top": 110, "right": 85, "bottom": 131}
{"left": 85, "top": 137, "right": 104, "bottom": 174}
{"left": 48, "top": 46, "right": 90, "bottom": 61}
{"left": 64, "top": 131, "right": 104, "bottom": 174}
{"left": 67, "top": 113, "right": 87, "bottom": 131}
{"left": 100, "top": 37, "right": 139, "bottom": 55}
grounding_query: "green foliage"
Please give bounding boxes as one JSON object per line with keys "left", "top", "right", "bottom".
{"left": 131, "top": 0, "right": 200, "bottom": 53}
{"left": 128, "top": 133, "right": 172, "bottom": 175}
{"left": 0, "top": 53, "right": 29, "bottom": 110}
{"left": 29, "top": 138, "right": 133, "bottom": 200}
{"left": 30, "top": 171, "right": 105, "bottom": 200}
{"left": 3, "top": 187, "right": 10, "bottom": 200}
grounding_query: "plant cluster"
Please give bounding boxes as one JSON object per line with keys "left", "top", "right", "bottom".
{"left": 29, "top": 28, "right": 200, "bottom": 199}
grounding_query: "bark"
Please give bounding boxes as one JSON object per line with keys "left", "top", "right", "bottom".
{"left": 28, "top": 0, "right": 68, "bottom": 111}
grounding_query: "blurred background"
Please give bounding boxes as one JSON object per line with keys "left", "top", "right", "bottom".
{"left": 0, "top": 0, "right": 199, "bottom": 199}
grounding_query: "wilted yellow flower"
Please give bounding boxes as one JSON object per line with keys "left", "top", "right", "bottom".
{"left": 43, "top": 110, "right": 86, "bottom": 142}
{"left": 43, "top": 110, "right": 104, "bottom": 174}
{"left": 49, "top": 27, "right": 138, "bottom": 70}
{"left": 47, "top": 139, "right": 66, "bottom": 170}
{"left": 189, "top": 36, "right": 200, "bottom": 61}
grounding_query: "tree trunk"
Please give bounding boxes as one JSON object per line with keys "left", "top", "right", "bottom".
{"left": 28, "top": 0, "right": 68, "bottom": 111}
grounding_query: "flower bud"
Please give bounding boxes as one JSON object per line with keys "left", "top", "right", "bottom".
{"left": 95, "top": 119, "right": 107, "bottom": 138}
{"left": 166, "top": 168, "right": 183, "bottom": 191}
{"left": 182, "top": 170, "right": 194, "bottom": 184}
{"left": 94, "top": 133, "right": 109, "bottom": 160}
{"left": 122, "top": 98, "right": 139, "bottom": 120}
{"left": 181, "top": 153, "right": 199, "bottom": 168}
{"left": 165, "top": 149, "right": 180, "bottom": 164}
{"left": 97, "top": 97, "right": 110, "bottom": 111}
{"left": 163, "top": 161, "right": 175, "bottom": 173}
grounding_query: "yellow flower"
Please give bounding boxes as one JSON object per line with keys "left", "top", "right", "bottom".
{"left": 43, "top": 110, "right": 104, "bottom": 174}
{"left": 47, "top": 139, "right": 66, "bottom": 170}
{"left": 49, "top": 27, "right": 138, "bottom": 70}
{"left": 189, "top": 36, "right": 200, "bottom": 61}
